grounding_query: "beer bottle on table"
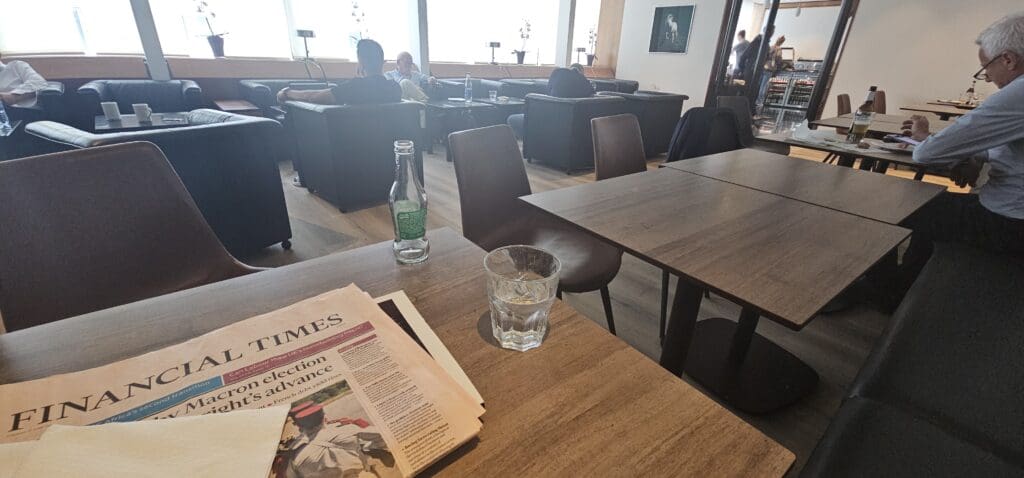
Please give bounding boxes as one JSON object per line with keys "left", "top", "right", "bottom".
{"left": 389, "top": 140, "right": 429, "bottom": 264}
{"left": 845, "top": 86, "right": 877, "bottom": 144}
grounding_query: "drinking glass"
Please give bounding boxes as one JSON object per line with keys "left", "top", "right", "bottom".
{"left": 485, "top": 245, "right": 560, "bottom": 352}
{"left": 488, "top": 90, "right": 498, "bottom": 101}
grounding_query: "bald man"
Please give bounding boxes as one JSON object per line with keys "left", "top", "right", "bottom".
{"left": 384, "top": 51, "right": 436, "bottom": 101}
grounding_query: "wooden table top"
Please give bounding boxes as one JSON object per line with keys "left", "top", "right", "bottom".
{"left": 901, "top": 103, "right": 970, "bottom": 117}
{"left": 521, "top": 169, "right": 909, "bottom": 329}
{"left": 94, "top": 113, "right": 190, "bottom": 132}
{"left": 758, "top": 132, "right": 927, "bottom": 169}
{"left": 0, "top": 228, "right": 794, "bottom": 477}
{"left": 662, "top": 150, "right": 945, "bottom": 224}
{"left": 812, "top": 114, "right": 953, "bottom": 135}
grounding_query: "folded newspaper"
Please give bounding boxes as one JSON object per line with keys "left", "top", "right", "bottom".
{"left": 0, "top": 285, "right": 484, "bottom": 477}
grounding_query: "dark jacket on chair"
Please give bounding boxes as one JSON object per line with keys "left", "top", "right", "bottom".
{"left": 665, "top": 107, "right": 744, "bottom": 163}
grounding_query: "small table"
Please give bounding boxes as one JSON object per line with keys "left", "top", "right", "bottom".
{"left": 522, "top": 169, "right": 910, "bottom": 413}
{"left": 0, "top": 228, "right": 795, "bottom": 476}
{"left": 475, "top": 97, "right": 525, "bottom": 123}
{"left": 0, "top": 120, "right": 24, "bottom": 161}
{"left": 94, "top": 113, "right": 191, "bottom": 132}
{"left": 812, "top": 113, "right": 953, "bottom": 136}
{"left": 213, "top": 99, "right": 262, "bottom": 117}
{"left": 662, "top": 149, "right": 945, "bottom": 225}
{"left": 424, "top": 100, "right": 498, "bottom": 161}
{"left": 758, "top": 132, "right": 935, "bottom": 180}
{"left": 900, "top": 103, "right": 970, "bottom": 121}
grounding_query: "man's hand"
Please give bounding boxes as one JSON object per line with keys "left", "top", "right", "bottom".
{"left": 0, "top": 92, "right": 19, "bottom": 105}
{"left": 900, "top": 114, "right": 930, "bottom": 141}
{"left": 949, "top": 157, "right": 983, "bottom": 188}
{"left": 276, "top": 87, "right": 291, "bottom": 103}
{"left": 427, "top": 76, "right": 437, "bottom": 86}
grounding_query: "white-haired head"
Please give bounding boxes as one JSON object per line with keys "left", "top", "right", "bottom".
{"left": 976, "top": 12, "right": 1024, "bottom": 59}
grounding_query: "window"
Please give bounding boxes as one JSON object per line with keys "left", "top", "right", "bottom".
{"left": 0, "top": 0, "right": 142, "bottom": 55}
{"left": 151, "top": 0, "right": 292, "bottom": 58}
{"left": 427, "top": 0, "right": 560, "bottom": 65}
{"left": 572, "top": 0, "right": 602, "bottom": 64}
{"left": 290, "top": 0, "right": 414, "bottom": 60}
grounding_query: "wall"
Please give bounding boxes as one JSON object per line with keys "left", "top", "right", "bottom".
{"left": 773, "top": 5, "right": 840, "bottom": 60}
{"left": 825, "top": 0, "right": 1021, "bottom": 117}
{"left": 615, "top": 0, "right": 727, "bottom": 108}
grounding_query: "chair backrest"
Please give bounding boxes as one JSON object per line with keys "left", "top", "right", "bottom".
{"left": 449, "top": 125, "right": 532, "bottom": 248}
{"left": 874, "top": 89, "right": 887, "bottom": 114}
{"left": 591, "top": 114, "right": 647, "bottom": 181}
{"left": 837, "top": 93, "right": 852, "bottom": 116}
{"left": 716, "top": 96, "right": 756, "bottom": 147}
{"left": 666, "top": 107, "right": 744, "bottom": 162}
{"left": 0, "top": 142, "right": 256, "bottom": 331}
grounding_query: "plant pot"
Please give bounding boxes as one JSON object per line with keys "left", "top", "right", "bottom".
{"left": 207, "top": 35, "right": 225, "bottom": 58}
{"left": 515, "top": 51, "right": 526, "bottom": 65}
{"left": 586, "top": 54, "right": 596, "bottom": 66}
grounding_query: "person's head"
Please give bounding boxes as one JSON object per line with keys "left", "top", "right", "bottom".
{"left": 737, "top": 30, "right": 746, "bottom": 41}
{"left": 356, "top": 39, "right": 386, "bottom": 76}
{"left": 569, "top": 63, "right": 584, "bottom": 74}
{"left": 667, "top": 13, "right": 675, "bottom": 24}
{"left": 396, "top": 51, "right": 415, "bottom": 76}
{"left": 293, "top": 405, "right": 325, "bottom": 433}
{"left": 774, "top": 35, "right": 786, "bottom": 47}
{"left": 975, "top": 12, "right": 1024, "bottom": 88}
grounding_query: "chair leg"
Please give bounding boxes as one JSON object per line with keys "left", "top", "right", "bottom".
{"left": 600, "top": 286, "right": 616, "bottom": 335}
{"left": 660, "top": 270, "right": 669, "bottom": 340}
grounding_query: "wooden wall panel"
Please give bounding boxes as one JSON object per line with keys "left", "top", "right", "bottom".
{"left": 594, "top": 0, "right": 625, "bottom": 74}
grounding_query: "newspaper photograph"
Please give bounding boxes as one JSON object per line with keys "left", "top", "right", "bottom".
{"left": 0, "top": 285, "right": 483, "bottom": 477}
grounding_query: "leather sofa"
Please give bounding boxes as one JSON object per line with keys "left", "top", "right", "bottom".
{"left": 285, "top": 100, "right": 425, "bottom": 212}
{"left": 239, "top": 79, "right": 340, "bottom": 117}
{"left": 499, "top": 79, "right": 550, "bottom": 98}
{"left": 599, "top": 90, "right": 688, "bottom": 157}
{"left": 522, "top": 93, "right": 630, "bottom": 173}
{"left": 800, "top": 243, "right": 1024, "bottom": 477}
{"left": 590, "top": 79, "right": 619, "bottom": 93}
{"left": 611, "top": 79, "right": 640, "bottom": 93}
{"left": 77, "top": 80, "right": 204, "bottom": 124}
{"left": 4, "top": 81, "right": 69, "bottom": 160}
{"left": 25, "top": 109, "right": 292, "bottom": 257}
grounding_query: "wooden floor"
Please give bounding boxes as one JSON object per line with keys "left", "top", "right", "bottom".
{"left": 246, "top": 146, "right": 963, "bottom": 477}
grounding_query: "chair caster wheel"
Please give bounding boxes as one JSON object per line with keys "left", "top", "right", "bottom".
{"left": 281, "top": 240, "right": 292, "bottom": 250}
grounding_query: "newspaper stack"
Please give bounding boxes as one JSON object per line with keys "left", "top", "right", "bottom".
{"left": 0, "top": 285, "right": 484, "bottom": 477}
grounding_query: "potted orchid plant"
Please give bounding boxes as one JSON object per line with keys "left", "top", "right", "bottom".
{"left": 349, "top": 1, "right": 369, "bottom": 46}
{"left": 512, "top": 20, "right": 531, "bottom": 65}
{"left": 587, "top": 27, "right": 598, "bottom": 66}
{"left": 195, "top": 0, "right": 226, "bottom": 57}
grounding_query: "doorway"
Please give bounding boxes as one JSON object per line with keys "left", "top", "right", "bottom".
{"left": 705, "top": 0, "right": 859, "bottom": 134}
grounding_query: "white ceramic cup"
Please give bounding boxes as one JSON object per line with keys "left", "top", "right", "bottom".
{"left": 100, "top": 102, "right": 121, "bottom": 121}
{"left": 132, "top": 103, "right": 153, "bottom": 122}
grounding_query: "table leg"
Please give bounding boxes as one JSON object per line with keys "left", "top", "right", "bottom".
{"left": 658, "top": 279, "right": 703, "bottom": 376}
{"left": 872, "top": 160, "right": 891, "bottom": 174}
{"left": 913, "top": 169, "right": 926, "bottom": 181}
{"left": 836, "top": 154, "right": 855, "bottom": 168}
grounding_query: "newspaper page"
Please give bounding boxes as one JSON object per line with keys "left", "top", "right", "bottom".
{"left": 0, "top": 285, "right": 483, "bottom": 478}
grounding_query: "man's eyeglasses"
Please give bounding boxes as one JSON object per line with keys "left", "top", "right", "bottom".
{"left": 974, "top": 55, "right": 1002, "bottom": 81}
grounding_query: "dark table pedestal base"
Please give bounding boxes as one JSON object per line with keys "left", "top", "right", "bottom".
{"left": 684, "top": 317, "right": 819, "bottom": 414}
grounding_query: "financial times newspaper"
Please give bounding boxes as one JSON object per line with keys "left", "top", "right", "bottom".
{"left": 0, "top": 285, "right": 484, "bottom": 477}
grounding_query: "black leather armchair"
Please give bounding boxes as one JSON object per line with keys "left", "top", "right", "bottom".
{"left": 26, "top": 109, "right": 291, "bottom": 257}
{"left": 285, "top": 100, "right": 425, "bottom": 212}
{"left": 522, "top": 93, "right": 630, "bottom": 173}
{"left": 238, "top": 79, "right": 339, "bottom": 117}
{"left": 800, "top": 243, "right": 1024, "bottom": 477}
{"left": 77, "top": 80, "right": 204, "bottom": 118}
{"left": 590, "top": 79, "right": 618, "bottom": 93}
{"left": 7, "top": 81, "right": 67, "bottom": 122}
{"left": 612, "top": 79, "right": 640, "bottom": 93}
{"left": 599, "top": 90, "right": 687, "bottom": 157}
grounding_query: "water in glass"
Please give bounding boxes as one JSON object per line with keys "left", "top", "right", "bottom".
{"left": 485, "top": 246, "right": 560, "bottom": 352}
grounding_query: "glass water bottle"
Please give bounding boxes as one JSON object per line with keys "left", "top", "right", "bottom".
{"left": 389, "top": 140, "right": 429, "bottom": 264}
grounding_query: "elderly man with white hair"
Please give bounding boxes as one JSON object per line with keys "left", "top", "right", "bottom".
{"left": 892, "top": 12, "right": 1024, "bottom": 296}
{"left": 384, "top": 51, "right": 436, "bottom": 101}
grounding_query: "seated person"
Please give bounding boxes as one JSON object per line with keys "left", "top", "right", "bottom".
{"left": 0, "top": 55, "right": 49, "bottom": 115}
{"left": 508, "top": 63, "right": 595, "bottom": 138}
{"left": 278, "top": 39, "right": 400, "bottom": 106}
{"left": 385, "top": 51, "right": 436, "bottom": 102}
{"left": 894, "top": 12, "right": 1024, "bottom": 297}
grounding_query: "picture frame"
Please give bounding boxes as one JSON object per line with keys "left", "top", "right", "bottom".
{"left": 648, "top": 5, "right": 696, "bottom": 54}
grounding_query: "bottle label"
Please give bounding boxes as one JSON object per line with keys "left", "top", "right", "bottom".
{"left": 396, "top": 209, "right": 426, "bottom": 240}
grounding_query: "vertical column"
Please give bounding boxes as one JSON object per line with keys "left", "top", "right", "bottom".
{"left": 410, "top": 0, "right": 431, "bottom": 75}
{"left": 129, "top": 0, "right": 171, "bottom": 80}
{"left": 555, "top": 0, "right": 576, "bottom": 67}
{"left": 283, "top": 0, "right": 305, "bottom": 59}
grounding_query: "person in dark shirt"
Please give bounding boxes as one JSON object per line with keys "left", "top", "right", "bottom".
{"left": 508, "top": 64, "right": 595, "bottom": 138}
{"left": 277, "top": 39, "right": 401, "bottom": 105}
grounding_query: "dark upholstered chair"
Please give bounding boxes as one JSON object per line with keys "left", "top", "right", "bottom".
{"left": 239, "top": 79, "right": 339, "bottom": 116}
{"left": 590, "top": 79, "right": 618, "bottom": 93}
{"left": 717, "top": 95, "right": 790, "bottom": 155}
{"left": 6, "top": 81, "right": 67, "bottom": 123}
{"left": 591, "top": 114, "right": 646, "bottom": 181}
{"left": 0, "top": 142, "right": 259, "bottom": 332}
{"left": 801, "top": 244, "right": 1024, "bottom": 477}
{"left": 450, "top": 125, "right": 622, "bottom": 334}
{"left": 26, "top": 110, "right": 292, "bottom": 257}
{"left": 665, "top": 107, "right": 744, "bottom": 163}
{"left": 77, "top": 80, "right": 203, "bottom": 117}
{"left": 599, "top": 90, "right": 688, "bottom": 157}
{"left": 522, "top": 93, "right": 630, "bottom": 173}
{"left": 285, "top": 100, "right": 425, "bottom": 212}
{"left": 612, "top": 79, "right": 640, "bottom": 93}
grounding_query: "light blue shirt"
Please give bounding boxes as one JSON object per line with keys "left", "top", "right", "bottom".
{"left": 912, "top": 75, "right": 1024, "bottom": 219}
{"left": 384, "top": 69, "right": 429, "bottom": 85}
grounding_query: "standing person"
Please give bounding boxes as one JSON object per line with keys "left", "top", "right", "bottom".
{"left": 286, "top": 404, "right": 395, "bottom": 478}
{"left": 278, "top": 39, "right": 400, "bottom": 106}
{"left": 384, "top": 51, "right": 437, "bottom": 101}
{"left": 892, "top": 12, "right": 1024, "bottom": 297}
{"left": 0, "top": 55, "right": 49, "bottom": 118}
{"left": 757, "top": 35, "right": 786, "bottom": 111}
{"left": 732, "top": 30, "right": 750, "bottom": 75}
